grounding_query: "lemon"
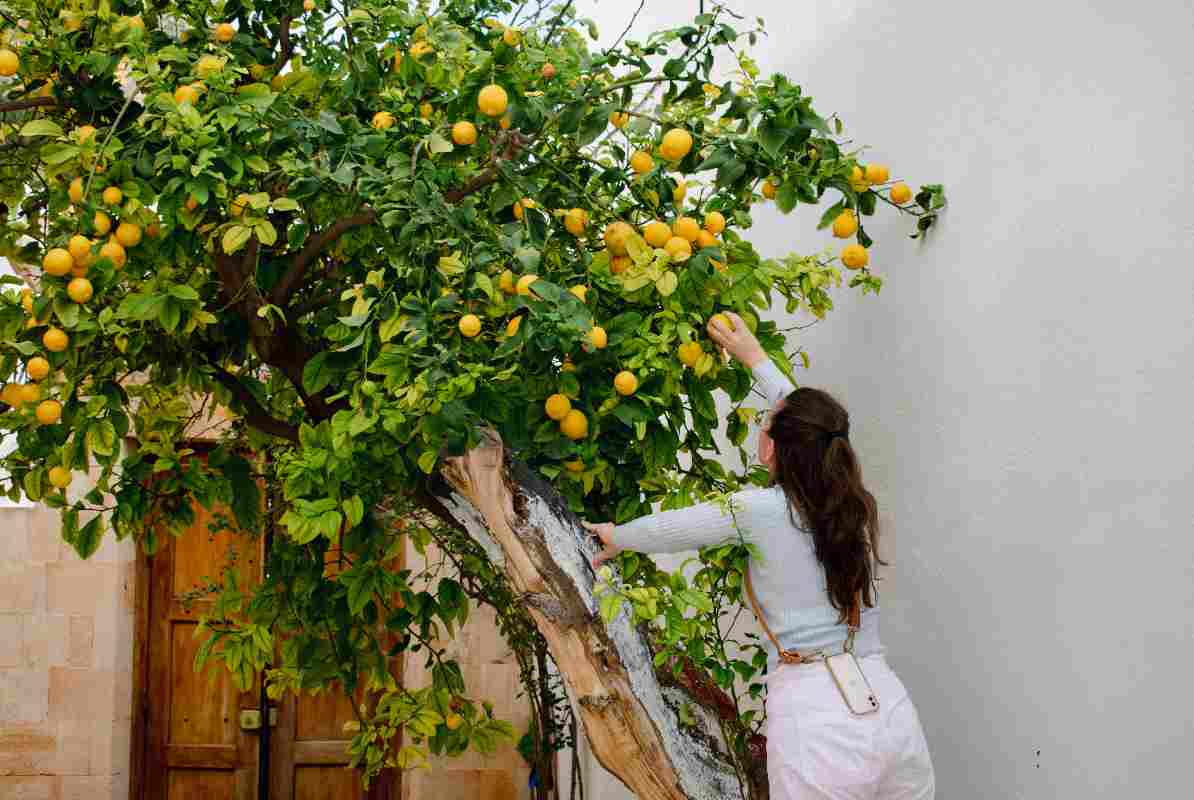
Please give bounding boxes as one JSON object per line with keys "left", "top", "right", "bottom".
{"left": 76, "top": 125, "right": 97, "bottom": 144}
{"left": 761, "top": 180, "right": 777, "bottom": 199}
{"left": 68, "top": 177, "right": 84, "bottom": 204}
{"left": 513, "top": 198, "right": 535, "bottom": 220}
{"left": 304, "top": 0, "right": 316, "bottom": 10}
{"left": 372, "top": 111, "right": 396, "bottom": 130}
{"left": 19, "top": 288, "right": 33, "bottom": 314}
{"left": 541, "top": 63, "right": 556, "bottom": 80}
{"left": 831, "top": 211, "right": 858, "bottom": 239}
{"left": 673, "top": 180, "right": 687, "bottom": 204}
{"left": 516, "top": 274, "right": 539, "bottom": 296}
{"left": 841, "top": 243, "right": 869, "bottom": 270}
{"left": 43, "top": 328, "right": 69, "bottom": 353}
{"left": 849, "top": 165, "right": 869, "bottom": 192}
{"left": 630, "top": 150, "right": 654, "bottom": 175}
{"left": 609, "top": 111, "right": 629, "bottom": 129}
{"left": 664, "top": 236, "right": 692, "bottom": 263}
{"left": 499, "top": 113, "right": 512, "bottom": 130}
{"left": 18, "top": 383, "right": 40, "bottom": 405}
{"left": 27, "top": 357, "right": 50, "bottom": 382}
{"left": 603, "top": 221, "right": 634, "bottom": 256}
{"left": 93, "top": 211, "right": 111, "bottom": 236}
{"left": 559, "top": 409, "right": 588, "bottom": 440}
{"left": 452, "top": 120, "right": 477, "bottom": 145}
{"left": 1, "top": 383, "right": 22, "bottom": 407}
{"left": 477, "top": 84, "right": 508, "bottom": 117}
{"left": 506, "top": 316, "right": 522, "bottom": 337}
{"left": 502, "top": 27, "right": 521, "bottom": 46}
{"left": 458, "top": 314, "right": 481, "bottom": 338}
{"left": 410, "top": 42, "right": 434, "bottom": 60}
{"left": 545, "top": 393, "right": 572, "bottom": 421}
{"left": 659, "top": 128, "right": 693, "bottom": 162}
{"left": 569, "top": 285, "right": 588, "bottom": 302}
{"left": 696, "top": 229, "right": 717, "bottom": 250}
{"left": 445, "top": 713, "right": 464, "bottom": 731}
{"left": 610, "top": 256, "right": 631, "bottom": 275}
{"left": 100, "top": 239, "right": 126, "bottom": 269}
{"left": 43, "top": 248, "right": 74, "bottom": 277}
{"left": 564, "top": 460, "right": 585, "bottom": 473}
{"left": 419, "top": 102, "right": 433, "bottom": 119}
{"left": 710, "top": 312, "right": 734, "bottom": 332}
{"left": 672, "top": 216, "right": 700, "bottom": 243}
{"left": 229, "top": 193, "right": 251, "bottom": 217}
{"left": 36, "top": 399, "right": 61, "bottom": 425}
{"left": 214, "top": 23, "right": 236, "bottom": 43}
{"left": 865, "top": 163, "right": 890, "bottom": 184}
{"left": 48, "top": 466, "right": 71, "bottom": 489}
{"left": 196, "top": 55, "right": 224, "bottom": 78}
{"left": 642, "top": 220, "right": 671, "bottom": 248}
{"left": 0, "top": 49, "right": 18, "bottom": 77}
{"left": 587, "top": 326, "right": 607, "bottom": 349}
{"left": 115, "top": 222, "right": 142, "bottom": 248}
{"left": 101, "top": 186, "right": 123, "bottom": 206}
{"left": 67, "top": 278, "right": 92, "bottom": 304}
{"left": 614, "top": 371, "right": 638, "bottom": 396}
{"left": 678, "top": 341, "right": 702, "bottom": 368}
{"left": 564, "top": 208, "right": 588, "bottom": 237}
{"left": 498, "top": 269, "right": 516, "bottom": 294}
{"left": 890, "top": 182, "right": 913, "bottom": 204}
{"left": 174, "top": 84, "right": 200, "bottom": 105}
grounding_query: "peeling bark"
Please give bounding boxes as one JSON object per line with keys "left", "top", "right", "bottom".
{"left": 430, "top": 429, "right": 763, "bottom": 800}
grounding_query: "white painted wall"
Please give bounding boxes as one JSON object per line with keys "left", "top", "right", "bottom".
{"left": 574, "top": 0, "right": 1194, "bottom": 797}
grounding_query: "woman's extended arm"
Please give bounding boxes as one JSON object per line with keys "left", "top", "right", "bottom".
{"left": 708, "top": 311, "right": 796, "bottom": 406}
{"left": 585, "top": 493, "right": 757, "bottom": 566}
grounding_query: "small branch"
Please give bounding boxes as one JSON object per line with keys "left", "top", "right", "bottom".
{"left": 270, "top": 14, "right": 295, "bottom": 73}
{"left": 444, "top": 131, "right": 531, "bottom": 204}
{"left": 208, "top": 364, "right": 299, "bottom": 443}
{"left": 271, "top": 209, "right": 376, "bottom": 306}
{"left": 544, "top": 0, "right": 575, "bottom": 43}
{"left": 0, "top": 97, "right": 59, "bottom": 113}
{"left": 290, "top": 289, "right": 342, "bottom": 319}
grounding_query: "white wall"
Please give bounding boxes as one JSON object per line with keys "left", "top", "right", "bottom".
{"left": 577, "top": 0, "right": 1194, "bottom": 797}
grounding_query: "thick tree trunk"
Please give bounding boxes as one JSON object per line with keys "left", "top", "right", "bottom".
{"left": 430, "top": 429, "right": 765, "bottom": 800}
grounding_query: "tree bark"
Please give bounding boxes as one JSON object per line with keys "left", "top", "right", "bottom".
{"left": 430, "top": 429, "right": 762, "bottom": 800}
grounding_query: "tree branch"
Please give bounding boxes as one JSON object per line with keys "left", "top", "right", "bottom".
{"left": 207, "top": 363, "right": 299, "bottom": 443}
{"left": 0, "top": 98, "right": 59, "bottom": 113}
{"left": 271, "top": 208, "right": 376, "bottom": 306}
{"left": 270, "top": 14, "right": 295, "bottom": 73}
{"left": 444, "top": 131, "right": 531, "bottom": 204}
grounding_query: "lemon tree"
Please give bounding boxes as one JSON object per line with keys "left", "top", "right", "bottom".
{"left": 0, "top": 2, "right": 943, "bottom": 797}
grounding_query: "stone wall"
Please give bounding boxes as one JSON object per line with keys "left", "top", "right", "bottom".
{"left": 0, "top": 504, "right": 135, "bottom": 799}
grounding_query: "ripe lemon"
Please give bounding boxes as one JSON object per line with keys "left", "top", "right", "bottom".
{"left": 36, "top": 399, "right": 61, "bottom": 425}
{"left": 419, "top": 102, "right": 433, "bottom": 119}
{"left": 704, "top": 211, "right": 726, "bottom": 235}
{"left": 499, "top": 113, "right": 512, "bottom": 130}
{"left": 587, "top": 326, "right": 607, "bottom": 349}
{"left": 560, "top": 409, "right": 588, "bottom": 440}
{"left": 184, "top": 195, "right": 199, "bottom": 211}
{"left": 372, "top": 111, "right": 396, "bottom": 130}
{"left": 43, "top": 248, "right": 74, "bottom": 277}
{"left": 100, "top": 239, "right": 126, "bottom": 269}
{"left": 560, "top": 358, "right": 576, "bottom": 372}
{"left": 849, "top": 165, "right": 869, "bottom": 192}
{"left": 673, "top": 216, "right": 700, "bottom": 243}
{"left": 710, "top": 312, "right": 734, "bottom": 332}
{"left": 611, "top": 255, "right": 631, "bottom": 275}
{"left": 174, "top": 84, "right": 200, "bottom": 105}
{"left": 564, "top": 460, "right": 585, "bottom": 473}
{"left": 614, "top": 371, "right": 638, "bottom": 396}
{"left": 392, "top": 51, "right": 403, "bottom": 71}
{"left": 214, "top": 23, "right": 236, "bottom": 43}
{"left": 678, "top": 341, "right": 702, "bottom": 368}
{"left": 452, "top": 120, "right": 477, "bottom": 145}
{"left": 19, "top": 383, "right": 40, "bottom": 405}
{"left": 498, "top": 269, "right": 516, "bottom": 294}
{"left": 304, "top": 0, "right": 316, "bottom": 10}
{"left": 890, "top": 182, "right": 913, "bottom": 204}
{"left": 27, "top": 357, "right": 50, "bottom": 382}
{"left": 603, "top": 221, "right": 634, "bottom": 256}
{"left": 673, "top": 180, "right": 687, "bottom": 204}
{"left": 93, "top": 211, "right": 111, "bottom": 236}
{"left": 502, "top": 27, "right": 521, "bottom": 46}
{"left": 516, "top": 274, "right": 539, "bottom": 296}
{"left": 609, "top": 111, "right": 629, "bottom": 129}
{"left": 564, "top": 208, "right": 588, "bottom": 237}
{"left": 67, "top": 278, "right": 92, "bottom": 304}
{"left": 68, "top": 177, "right": 84, "bottom": 204}
{"left": 841, "top": 243, "right": 869, "bottom": 270}
{"left": 1, "top": 383, "right": 21, "bottom": 407}
{"left": 229, "top": 193, "right": 251, "bottom": 217}
{"left": 512, "top": 198, "right": 531, "bottom": 220}
{"left": 410, "top": 41, "right": 434, "bottom": 60}
{"left": 506, "top": 316, "right": 522, "bottom": 337}
{"left": 458, "top": 314, "right": 482, "bottom": 338}
{"left": 630, "top": 150, "right": 654, "bottom": 175}
{"left": 761, "top": 180, "right": 777, "bottom": 199}
{"left": 696, "top": 229, "right": 717, "bottom": 250}
{"left": 0, "top": 49, "right": 18, "bottom": 77}
{"left": 831, "top": 211, "right": 858, "bottom": 239}
{"left": 102, "top": 186, "right": 123, "bottom": 206}
{"left": 569, "top": 285, "right": 588, "bottom": 302}
{"left": 19, "top": 288, "right": 33, "bottom": 314}
{"left": 445, "top": 713, "right": 465, "bottom": 731}
{"left": 196, "top": 55, "right": 224, "bottom": 78}
{"left": 541, "top": 63, "right": 556, "bottom": 80}
{"left": 115, "top": 222, "right": 142, "bottom": 248}
{"left": 865, "top": 163, "right": 890, "bottom": 184}
{"left": 43, "top": 328, "right": 69, "bottom": 352}
{"left": 642, "top": 220, "right": 671, "bottom": 248}
{"left": 659, "top": 128, "right": 693, "bottom": 162}
{"left": 48, "top": 466, "right": 71, "bottom": 489}
{"left": 76, "top": 125, "right": 97, "bottom": 144}
{"left": 477, "top": 84, "right": 508, "bottom": 117}
{"left": 545, "top": 393, "right": 571, "bottom": 421}
{"left": 664, "top": 236, "right": 692, "bottom": 263}
{"left": 68, "top": 235, "right": 92, "bottom": 263}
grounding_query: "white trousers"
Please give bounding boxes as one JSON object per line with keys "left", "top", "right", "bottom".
{"left": 764, "top": 655, "right": 935, "bottom": 800}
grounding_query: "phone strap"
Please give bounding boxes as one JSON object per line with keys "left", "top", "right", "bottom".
{"left": 744, "top": 567, "right": 861, "bottom": 665}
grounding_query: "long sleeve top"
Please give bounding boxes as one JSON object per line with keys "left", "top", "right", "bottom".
{"left": 612, "top": 358, "right": 882, "bottom": 669}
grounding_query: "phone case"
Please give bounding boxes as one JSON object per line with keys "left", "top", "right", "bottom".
{"left": 825, "top": 653, "right": 880, "bottom": 715}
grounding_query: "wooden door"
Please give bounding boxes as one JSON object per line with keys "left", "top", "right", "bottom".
{"left": 142, "top": 502, "right": 264, "bottom": 799}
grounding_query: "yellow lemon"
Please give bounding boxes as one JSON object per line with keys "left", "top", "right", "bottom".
{"left": 710, "top": 312, "right": 734, "bottom": 332}
{"left": 0, "top": 49, "right": 18, "bottom": 77}
{"left": 564, "top": 460, "right": 585, "bottom": 473}
{"left": 664, "top": 236, "right": 692, "bottom": 263}
{"left": 230, "top": 193, "right": 251, "bottom": 217}
{"left": 502, "top": 27, "right": 521, "bottom": 46}
{"left": 831, "top": 211, "right": 858, "bottom": 239}
{"left": 477, "top": 84, "right": 508, "bottom": 117}
{"left": 76, "top": 125, "right": 97, "bottom": 144}
{"left": 841, "top": 243, "right": 869, "bottom": 270}
{"left": 115, "top": 222, "right": 142, "bottom": 248}
{"left": 642, "top": 220, "right": 671, "bottom": 248}
{"left": 890, "top": 182, "right": 913, "bottom": 204}
{"left": 559, "top": 409, "right": 588, "bottom": 440}
{"left": 196, "top": 55, "right": 224, "bottom": 78}
{"left": 445, "top": 713, "right": 464, "bottom": 731}
{"left": 66, "top": 277, "right": 92, "bottom": 304}
{"left": 587, "top": 326, "right": 607, "bottom": 349}
{"left": 673, "top": 180, "right": 687, "bottom": 204}
{"left": 214, "top": 23, "right": 236, "bottom": 43}
{"left": 498, "top": 269, "right": 516, "bottom": 294}
{"left": 93, "top": 211, "right": 111, "bottom": 235}
{"left": 48, "top": 466, "right": 71, "bottom": 489}
{"left": 696, "top": 229, "right": 717, "bottom": 250}
{"left": 609, "top": 111, "right": 629, "bottom": 129}
{"left": 761, "top": 180, "right": 777, "bottom": 199}
{"left": 603, "top": 221, "right": 634, "bottom": 256}
{"left": 27, "top": 357, "right": 50, "bottom": 382}
{"left": 35, "top": 399, "right": 61, "bottom": 425}
{"left": 678, "top": 341, "right": 702, "bottom": 368}
{"left": 43, "top": 327, "right": 69, "bottom": 352}
{"left": 516, "top": 274, "right": 539, "bottom": 296}
{"left": 419, "top": 102, "right": 433, "bottom": 119}
{"left": 865, "top": 163, "right": 890, "bottom": 184}
{"left": 18, "top": 383, "right": 40, "bottom": 405}
{"left": 451, "top": 120, "right": 477, "bottom": 145}
{"left": 545, "top": 393, "right": 571, "bottom": 421}
{"left": 19, "top": 288, "right": 33, "bottom": 314}
{"left": 541, "top": 62, "right": 556, "bottom": 80}
{"left": 614, "top": 371, "right": 638, "bottom": 396}
{"left": 410, "top": 41, "right": 434, "bottom": 60}
{"left": 173, "top": 84, "right": 200, "bottom": 105}
{"left": 672, "top": 216, "right": 700, "bottom": 243}
{"left": 569, "top": 285, "right": 588, "bottom": 302}
{"left": 372, "top": 111, "right": 396, "bottom": 130}
{"left": 304, "top": 0, "right": 316, "bottom": 10}
{"left": 703, "top": 211, "right": 726, "bottom": 235}
{"left": 610, "top": 255, "right": 631, "bottom": 275}
{"left": 506, "top": 316, "right": 522, "bottom": 337}
{"left": 458, "top": 314, "right": 482, "bottom": 338}
{"left": 499, "top": 113, "right": 512, "bottom": 130}
{"left": 68, "top": 177, "right": 84, "bottom": 204}
{"left": 659, "top": 128, "right": 693, "bottom": 162}
{"left": 100, "top": 239, "right": 126, "bottom": 269}
{"left": 630, "top": 150, "right": 654, "bottom": 175}
{"left": 43, "top": 248, "right": 74, "bottom": 277}
{"left": 564, "top": 208, "right": 588, "bottom": 237}
{"left": 101, "top": 186, "right": 123, "bottom": 206}
{"left": 849, "top": 165, "right": 869, "bottom": 192}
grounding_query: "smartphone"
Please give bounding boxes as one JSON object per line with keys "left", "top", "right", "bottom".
{"left": 825, "top": 653, "right": 880, "bottom": 715}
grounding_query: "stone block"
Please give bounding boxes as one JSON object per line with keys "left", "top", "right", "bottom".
{"left": 48, "top": 668, "right": 117, "bottom": 726}
{"left": 0, "top": 669, "right": 49, "bottom": 724}
{"left": 20, "top": 613, "right": 66, "bottom": 669}
{"left": 28, "top": 508, "right": 62, "bottom": 563}
{"left": 0, "top": 775, "right": 60, "bottom": 799}
{"left": 65, "top": 617, "right": 94, "bottom": 668}
{"left": 0, "top": 614, "right": 21, "bottom": 668}
{"left": 0, "top": 565, "right": 46, "bottom": 613}
{"left": 46, "top": 564, "right": 119, "bottom": 617}
{"left": 61, "top": 775, "right": 117, "bottom": 799}
{"left": 0, "top": 722, "right": 56, "bottom": 775}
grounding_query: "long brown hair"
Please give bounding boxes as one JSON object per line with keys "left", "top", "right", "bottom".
{"left": 767, "top": 387, "right": 883, "bottom": 617}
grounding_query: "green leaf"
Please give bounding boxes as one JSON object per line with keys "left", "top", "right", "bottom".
{"left": 655, "top": 271, "right": 678, "bottom": 296}
{"left": 757, "top": 119, "right": 790, "bottom": 159}
{"left": 20, "top": 119, "right": 64, "bottom": 138}
{"left": 86, "top": 420, "right": 117, "bottom": 457}
{"left": 72, "top": 515, "right": 104, "bottom": 559}
{"left": 222, "top": 225, "right": 252, "bottom": 254}
{"left": 343, "top": 495, "right": 365, "bottom": 528}
{"left": 254, "top": 220, "right": 278, "bottom": 246}
{"left": 417, "top": 450, "right": 438, "bottom": 474}
{"left": 271, "top": 197, "right": 299, "bottom": 211}
{"left": 776, "top": 183, "right": 799, "bottom": 214}
{"left": 428, "top": 132, "right": 454, "bottom": 154}
{"left": 245, "top": 155, "right": 270, "bottom": 173}
{"left": 302, "top": 352, "right": 333, "bottom": 394}
{"left": 378, "top": 314, "right": 405, "bottom": 343}
{"left": 599, "top": 592, "right": 624, "bottom": 623}
{"left": 168, "top": 285, "right": 200, "bottom": 301}
{"left": 474, "top": 273, "right": 496, "bottom": 301}
{"left": 316, "top": 111, "right": 343, "bottom": 135}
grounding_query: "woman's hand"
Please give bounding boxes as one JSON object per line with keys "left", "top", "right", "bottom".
{"left": 707, "top": 311, "right": 766, "bottom": 368}
{"left": 582, "top": 520, "right": 622, "bottom": 568}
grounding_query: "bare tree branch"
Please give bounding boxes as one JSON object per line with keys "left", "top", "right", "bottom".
{"left": 271, "top": 14, "right": 295, "bottom": 73}
{"left": 0, "top": 98, "right": 59, "bottom": 113}
{"left": 444, "top": 131, "right": 531, "bottom": 204}
{"left": 206, "top": 362, "right": 299, "bottom": 443}
{"left": 271, "top": 208, "right": 376, "bottom": 306}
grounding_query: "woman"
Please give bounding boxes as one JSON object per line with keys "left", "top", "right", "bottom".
{"left": 584, "top": 312, "right": 935, "bottom": 799}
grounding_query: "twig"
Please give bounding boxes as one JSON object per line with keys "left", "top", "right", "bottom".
{"left": 271, "top": 209, "right": 376, "bottom": 305}
{"left": 543, "top": 0, "right": 575, "bottom": 43}
{"left": 0, "top": 97, "right": 59, "bottom": 113}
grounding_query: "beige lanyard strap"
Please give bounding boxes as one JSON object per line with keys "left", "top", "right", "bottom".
{"left": 744, "top": 567, "right": 862, "bottom": 664}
